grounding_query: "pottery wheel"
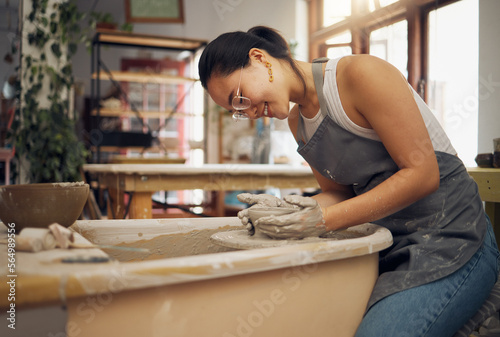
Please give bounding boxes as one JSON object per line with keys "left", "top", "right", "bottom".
{"left": 210, "top": 229, "right": 364, "bottom": 250}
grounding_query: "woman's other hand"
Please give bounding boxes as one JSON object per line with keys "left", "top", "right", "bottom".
{"left": 237, "top": 193, "right": 297, "bottom": 234}
{"left": 255, "top": 195, "right": 327, "bottom": 239}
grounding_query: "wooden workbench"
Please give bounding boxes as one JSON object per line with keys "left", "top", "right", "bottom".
{"left": 467, "top": 167, "right": 500, "bottom": 242}
{"left": 83, "top": 163, "right": 320, "bottom": 219}
{"left": 83, "top": 164, "right": 499, "bottom": 228}
{"left": 0, "top": 147, "right": 14, "bottom": 185}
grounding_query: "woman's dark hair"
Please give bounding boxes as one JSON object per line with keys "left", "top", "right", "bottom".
{"left": 198, "top": 26, "right": 306, "bottom": 94}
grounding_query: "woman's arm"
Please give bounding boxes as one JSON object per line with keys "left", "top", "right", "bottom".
{"left": 322, "top": 55, "right": 440, "bottom": 231}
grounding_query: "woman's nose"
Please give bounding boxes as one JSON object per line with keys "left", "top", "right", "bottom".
{"left": 247, "top": 105, "right": 258, "bottom": 118}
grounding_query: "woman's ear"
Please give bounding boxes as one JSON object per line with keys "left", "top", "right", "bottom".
{"left": 248, "top": 48, "right": 267, "bottom": 65}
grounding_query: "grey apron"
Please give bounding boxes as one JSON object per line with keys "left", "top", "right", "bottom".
{"left": 297, "top": 58, "right": 487, "bottom": 309}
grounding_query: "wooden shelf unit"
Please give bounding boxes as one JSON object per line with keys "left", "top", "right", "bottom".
{"left": 91, "top": 71, "right": 197, "bottom": 85}
{"left": 90, "top": 30, "right": 207, "bottom": 163}
{"left": 94, "top": 29, "right": 206, "bottom": 51}
{"left": 91, "top": 107, "right": 196, "bottom": 118}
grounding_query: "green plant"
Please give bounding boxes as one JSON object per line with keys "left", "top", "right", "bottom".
{"left": 83, "top": 11, "right": 133, "bottom": 52}
{"left": 9, "top": 0, "right": 88, "bottom": 183}
{"left": 90, "top": 11, "right": 115, "bottom": 24}
{"left": 88, "top": 10, "right": 134, "bottom": 31}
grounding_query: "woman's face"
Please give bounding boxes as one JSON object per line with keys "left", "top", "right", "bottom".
{"left": 206, "top": 58, "right": 290, "bottom": 120}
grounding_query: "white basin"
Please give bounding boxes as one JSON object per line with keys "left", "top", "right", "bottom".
{"left": 0, "top": 217, "right": 392, "bottom": 337}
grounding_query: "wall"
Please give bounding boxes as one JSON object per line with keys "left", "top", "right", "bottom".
{"left": 72, "top": 0, "right": 309, "bottom": 92}
{"left": 478, "top": 0, "right": 500, "bottom": 154}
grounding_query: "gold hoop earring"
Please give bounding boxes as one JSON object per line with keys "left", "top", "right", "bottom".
{"left": 266, "top": 62, "right": 273, "bottom": 82}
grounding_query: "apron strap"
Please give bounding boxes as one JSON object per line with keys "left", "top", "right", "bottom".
{"left": 312, "top": 58, "right": 330, "bottom": 118}
{"left": 297, "top": 58, "right": 330, "bottom": 141}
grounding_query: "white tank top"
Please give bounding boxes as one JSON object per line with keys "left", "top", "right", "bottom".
{"left": 301, "top": 57, "right": 456, "bottom": 155}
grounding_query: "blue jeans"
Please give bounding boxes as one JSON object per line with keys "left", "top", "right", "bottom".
{"left": 355, "top": 217, "right": 500, "bottom": 337}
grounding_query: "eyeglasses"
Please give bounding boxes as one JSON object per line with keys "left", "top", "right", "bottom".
{"left": 231, "top": 67, "right": 251, "bottom": 121}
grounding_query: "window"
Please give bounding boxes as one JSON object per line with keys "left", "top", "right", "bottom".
{"left": 428, "top": 0, "right": 478, "bottom": 166}
{"left": 322, "top": 0, "right": 400, "bottom": 26}
{"left": 325, "top": 31, "right": 352, "bottom": 59}
{"left": 369, "top": 20, "right": 408, "bottom": 77}
{"left": 326, "top": 45, "right": 353, "bottom": 59}
{"left": 310, "top": 0, "right": 479, "bottom": 165}
{"left": 323, "top": 0, "right": 351, "bottom": 27}
{"left": 371, "top": 0, "right": 400, "bottom": 10}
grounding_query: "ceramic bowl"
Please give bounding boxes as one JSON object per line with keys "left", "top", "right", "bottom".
{"left": 475, "top": 153, "right": 493, "bottom": 168}
{"left": 0, "top": 182, "right": 89, "bottom": 231}
{"left": 247, "top": 206, "right": 297, "bottom": 223}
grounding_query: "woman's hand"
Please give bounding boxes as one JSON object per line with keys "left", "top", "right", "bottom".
{"left": 237, "top": 193, "right": 297, "bottom": 234}
{"left": 254, "top": 195, "right": 327, "bottom": 239}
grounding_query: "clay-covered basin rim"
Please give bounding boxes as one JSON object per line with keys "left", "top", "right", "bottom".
{"left": 0, "top": 182, "right": 89, "bottom": 190}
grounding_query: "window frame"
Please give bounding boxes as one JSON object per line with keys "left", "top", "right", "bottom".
{"left": 308, "top": 0, "right": 461, "bottom": 98}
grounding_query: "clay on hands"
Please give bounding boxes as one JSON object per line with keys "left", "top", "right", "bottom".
{"left": 254, "top": 195, "right": 327, "bottom": 239}
{"left": 237, "top": 193, "right": 297, "bottom": 235}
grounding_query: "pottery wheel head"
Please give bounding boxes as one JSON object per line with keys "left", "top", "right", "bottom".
{"left": 210, "top": 229, "right": 365, "bottom": 250}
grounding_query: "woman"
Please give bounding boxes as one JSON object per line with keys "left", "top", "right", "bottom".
{"left": 198, "top": 26, "right": 500, "bottom": 337}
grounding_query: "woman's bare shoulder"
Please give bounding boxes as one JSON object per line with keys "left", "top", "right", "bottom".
{"left": 338, "top": 54, "right": 396, "bottom": 81}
